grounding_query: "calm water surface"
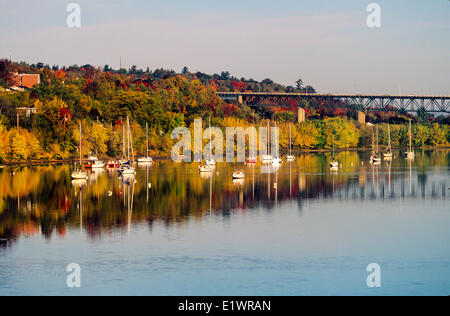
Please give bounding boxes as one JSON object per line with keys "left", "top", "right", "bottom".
{"left": 0, "top": 150, "right": 449, "bottom": 296}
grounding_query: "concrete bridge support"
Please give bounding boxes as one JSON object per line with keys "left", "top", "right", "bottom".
{"left": 298, "top": 107, "right": 306, "bottom": 123}
{"left": 358, "top": 111, "right": 366, "bottom": 124}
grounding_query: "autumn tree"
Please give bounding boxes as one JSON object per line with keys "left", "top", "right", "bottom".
{"left": 0, "top": 59, "right": 14, "bottom": 88}
{"left": 429, "top": 124, "right": 447, "bottom": 146}
{"left": 323, "top": 117, "right": 359, "bottom": 149}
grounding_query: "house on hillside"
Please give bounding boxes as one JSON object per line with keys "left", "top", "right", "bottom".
{"left": 9, "top": 73, "right": 40, "bottom": 91}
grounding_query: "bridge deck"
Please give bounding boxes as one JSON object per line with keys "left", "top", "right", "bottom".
{"left": 216, "top": 92, "right": 450, "bottom": 113}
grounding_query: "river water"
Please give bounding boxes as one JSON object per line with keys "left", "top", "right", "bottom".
{"left": 0, "top": 150, "right": 449, "bottom": 295}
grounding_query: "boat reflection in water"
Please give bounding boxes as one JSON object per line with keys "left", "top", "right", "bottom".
{"left": 0, "top": 150, "right": 448, "bottom": 246}
{"left": 0, "top": 149, "right": 449, "bottom": 296}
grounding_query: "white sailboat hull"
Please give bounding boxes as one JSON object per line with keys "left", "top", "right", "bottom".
{"left": 92, "top": 161, "right": 105, "bottom": 168}
{"left": 330, "top": 161, "right": 339, "bottom": 168}
{"left": 232, "top": 171, "right": 245, "bottom": 179}
{"left": 206, "top": 159, "right": 216, "bottom": 166}
{"left": 71, "top": 171, "right": 87, "bottom": 180}
{"left": 138, "top": 157, "right": 153, "bottom": 163}
{"left": 272, "top": 158, "right": 283, "bottom": 165}
{"left": 199, "top": 165, "right": 213, "bottom": 173}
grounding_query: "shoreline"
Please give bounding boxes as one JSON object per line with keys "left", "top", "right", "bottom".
{"left": 1, "top": 146, "right": 448, "bottom": 167}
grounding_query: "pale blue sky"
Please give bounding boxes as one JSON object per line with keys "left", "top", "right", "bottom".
{"left": 0, "top": 0, "right": 449, "bottom": 94}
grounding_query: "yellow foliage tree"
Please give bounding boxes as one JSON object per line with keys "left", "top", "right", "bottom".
{"left": 296, "top": 121, "right": 320, "bottom": 149}
{"left": 7, "top": 128, "right": 41, "bottom": 160}
{"left": 324, "top": 117, "right": 359, "bottom": 149}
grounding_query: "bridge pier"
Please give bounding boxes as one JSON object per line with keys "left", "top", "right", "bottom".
{"left": 237, "top": 95, "right": 243, "bottom": 105}
{"left": 357, "top": 111, "right": 366, "bottom": 124}
{"left": 297, "top": 108, "right": 306, "bottom": 123}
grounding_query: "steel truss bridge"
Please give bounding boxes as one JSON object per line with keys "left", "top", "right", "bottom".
{"left": 216, "top": 92, "right": 450, "bottom": 113}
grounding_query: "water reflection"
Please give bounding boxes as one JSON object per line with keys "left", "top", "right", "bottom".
{"left": 0, "top": 150, "right": 448, "bottom": 248}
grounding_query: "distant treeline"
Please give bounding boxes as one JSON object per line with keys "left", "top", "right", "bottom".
{"left": 0, "top": 59, "right": 448, "bottom": 162}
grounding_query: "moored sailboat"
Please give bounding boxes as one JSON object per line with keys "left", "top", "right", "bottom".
{"left": 271, "top": 121, "right": 282, "bottom": 165}
{"left": 384, "top": 123, "right": 393, "bottom": 159}
{"left": 405, "top": 119, "right": 415, "bottom": 159}
{"left": 262, "top": 121, "right": 273, "bottom": 163}
{"left": 286, "top": 123, "right": 295, "bottom": 161}
{"left": 330, "top": 136, "right": 339, "bottom": 169}
{"left": 119, "top": 117, "right": 136, "bottom": 175}
{"left": 205, "top": 117, "right": 216, "bottom": 166}
{"left": 370, "top": 126, "right": 381, "bottom": 164}
{"left": 72, "top": 123, "right": 88, "bottom": 180}
{"left": 232, "top": 170, "right": 245, "bottom": 179}
{"left": 138, "top": 123, "right": 153, "bottom": 164}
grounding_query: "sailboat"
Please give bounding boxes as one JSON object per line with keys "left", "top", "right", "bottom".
{"left": 272, "top": 121, "right": 282, "bottom": 165}
{"left": 199, "top": 164, "right": 213, "bottom": 173}
{"left": 119, "top": 117, "right": 136, "bottom": 175}
{"left": 247, "top": 116, "right": 258, "bottom": 165}
{"left": 247, "top": 115, "right": 257, "bottom": 164}
{"left": 370, "top": 126, "right": 382, "bottom": 164}
{"left": 72, "top": 123, "right": 88, "bottom": 180}
{"left": 330, "top": 136, "right": 339, "bottom": 169}
{"left": 138, "top": 122, "right": 153, "bottom": 164}
{"left": 287, "top": 123, "right": 295, "bottom": 161}
{"left": 232, "top": 169, "right": 245, "bottom": 179}
{"left": 262, "top": 121, "right": 273, "bottom": 163}
{"left": 119, "top": 122, "right": 129, "bottom": 167}
{"left": 405, "top": 119, "right": 415, "bottom": 159}
{"left": 384, "top": 124, "right": 393, "bottom": 159}
{"left": 205, "top": 117, "right": 216, "bottom": 166}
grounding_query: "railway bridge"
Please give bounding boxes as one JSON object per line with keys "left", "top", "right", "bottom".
{"left": 216, "top": 92, "right": 450, "bottom": 122}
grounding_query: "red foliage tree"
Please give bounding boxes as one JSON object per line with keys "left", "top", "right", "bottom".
{"left": 232, "top": 81, "right": 247, "bottom": 92}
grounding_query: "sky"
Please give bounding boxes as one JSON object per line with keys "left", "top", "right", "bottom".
{"left": 0, "top": 0, "right": 449, "bottom": 94}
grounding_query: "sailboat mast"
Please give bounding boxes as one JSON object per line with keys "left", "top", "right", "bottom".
{"left": 274, "top": 121, "right": 278, "bottom": 158}
{"left": 332, "top": 134, "right": 335, "bottom": 159}
{"left": 289, "top": 124, "right": 292, "bottom": 156}
{"left": 146, "top": 122, "right": 149, "bottom": 157}
{"left": 129, "top": 118, "right": 134, "bottom": 163}
{"left": 209, "top": 117, "right": 212, "bottom": 159}
{"left": 376, "top": 125, "right": 379, "bottom": 153}
{"left": 79, "top": 122, "right": 82, "bottom": 165}
{"left": 409, "top": 119, "right": 413, "bottom": 152}
{"left": 372, "top": 128, "right": 375, "bottom": 154}
{"left": 388, "top": 124, "right": 391, "bottom": 151}
{"left": 127, "top": 117, "right": 130, "bottom": 160}
{"left": 123, "top": 122, "right": 126, "bottom": 158}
